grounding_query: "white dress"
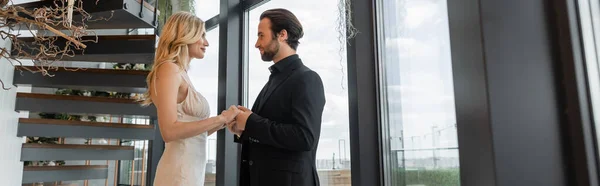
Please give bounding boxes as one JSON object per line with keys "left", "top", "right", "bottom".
{"left": 153, "top": 72, "right": 211, "bottom": 186}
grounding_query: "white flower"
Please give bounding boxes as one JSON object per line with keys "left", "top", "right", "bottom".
{"left": 134, "top": 64, "right": 145, "bottom": 70}
{"left": 98, "top": 139, "right": 108, "bottom": 144}
{"left": 97, "top": 117, "right": 106, "bottom": 122}
{"left": 122, "top": 63, "right": 132, "bottom": 69}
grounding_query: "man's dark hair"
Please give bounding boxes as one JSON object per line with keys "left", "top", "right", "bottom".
{"left": 260, "top": 8, "right": 304, "bottom": 50}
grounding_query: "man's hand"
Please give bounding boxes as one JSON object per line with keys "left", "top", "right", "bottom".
{"left": 237, "top": 105, "right": 250, "bottom": 111}
{"left": 219, "top": 105, "right": 240, "bottom": 124}
{"left": 226, "top": 119, "right": 242, "bottom": 136}
{"left": 234, "top": 105, "right": 252, "bottom": 132}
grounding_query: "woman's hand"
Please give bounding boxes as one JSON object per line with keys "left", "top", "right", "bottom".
{"left": 218, "top": 105, "right": 240, "bottom": 124}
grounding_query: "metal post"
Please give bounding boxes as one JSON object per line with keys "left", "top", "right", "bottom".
{"left": 216, "top": 0, "right": 244, "bottom": 185}
{"left": 346, "top": 0, "right": 383, "bottom": 185}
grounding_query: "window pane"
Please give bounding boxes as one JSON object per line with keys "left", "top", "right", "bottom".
{"left": 195, "top": 0, "right": 220, "bottom": 21}
{"left": 188, "top": 26, "right": 219, "bottom": 186}
{"left": 246, "top": 1, "right": 351, "bottom": 185}
{"left": 378, "top": 0, "right": 460, "bottom": 185}
{"left": 578, "top": 0, "right": 600, "bottom": 158}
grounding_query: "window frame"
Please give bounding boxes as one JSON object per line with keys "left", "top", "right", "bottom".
{"left": 148, "top": 0, "right": 600, "bottom": 185}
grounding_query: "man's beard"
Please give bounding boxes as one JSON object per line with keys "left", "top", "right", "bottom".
{"left": 261, "top": 39, "right": 280, "bottom": 62}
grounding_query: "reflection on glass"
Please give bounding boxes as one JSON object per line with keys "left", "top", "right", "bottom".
{"left": 379, "top": 0, "right": 460, "bottom": 185}
{"left": 247, "top": 1, "right": 351, "bottom": 185}
{"left": 188, "top": 26, "right": 219, "bottom": 186}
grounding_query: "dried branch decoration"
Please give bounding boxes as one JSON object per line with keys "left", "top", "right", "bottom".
{"left": 0, "top": 0, "right": 111, "bottom": 90}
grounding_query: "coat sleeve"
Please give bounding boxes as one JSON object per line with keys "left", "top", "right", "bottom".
{"left": 238, "top": 71, "right": 325, "bottom": 151}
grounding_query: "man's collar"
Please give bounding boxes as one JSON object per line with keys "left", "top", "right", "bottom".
{"left": 268, "top": 54, "right": 300, "bottom": 73}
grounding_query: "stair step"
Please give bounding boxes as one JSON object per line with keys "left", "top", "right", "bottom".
{"left": 22, "top": 183, "right": 79, "bottom": 186}
{"left": 18, "top": 118, "right": 155, "bottom": 140}
{"left": 22, "top": 165, "right": 108, "bottom": 184}
{"left": 21, "top": 143, "right": 134, "bottom": 161}
{"left": 13, "top": 0, "right": 157, "bottom": 29}
{"left": 16, "top": 93, "right": 157, "bottom": 117}
{"left": 12, "top": 35, "right": 156, "bottom": 63}
{"left": 14, "top": 66, "right": 149, "bottom": 93}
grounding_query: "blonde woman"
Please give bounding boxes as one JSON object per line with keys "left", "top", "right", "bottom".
{"left": 140, "top": 11, "right": 239, "bottom": 186}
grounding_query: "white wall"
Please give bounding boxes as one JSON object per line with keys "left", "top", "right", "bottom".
{"left": 0, "top": 30, "right": 25, "bottom": 185}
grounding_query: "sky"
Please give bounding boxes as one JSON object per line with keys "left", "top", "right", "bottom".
{"left": 382, "top": 0, "right": 459, "bottom": 160}
{"left": 186, "top": 0, "right": 459, "bottom": 166}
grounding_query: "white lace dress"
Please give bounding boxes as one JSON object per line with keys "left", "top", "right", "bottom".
{"left": 153, "top": 72, "right": 211, "bottom": 186}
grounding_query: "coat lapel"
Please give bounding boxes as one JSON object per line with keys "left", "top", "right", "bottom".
{"left": 255, "top": 72, "right": 294, "bottom": 113}
{"left": 255, "top": 59, "right": 303, "bottom": 113}
{"left": 251, "top": 83, "right": 268, "bottom": 112}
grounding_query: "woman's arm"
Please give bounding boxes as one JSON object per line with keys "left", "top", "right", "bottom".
{"left": 207, "top": 124, "right": 225, "bottom": 136}
{"left": 152, "top": 63, "right": 229, "bottom": 142}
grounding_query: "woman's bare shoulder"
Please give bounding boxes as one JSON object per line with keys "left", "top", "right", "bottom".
{"left": 155, "top": 62, "right": 183, "bottom": 78}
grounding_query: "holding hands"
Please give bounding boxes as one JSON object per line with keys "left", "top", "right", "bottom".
{"left": 225, "top": 105, "right": 253, "bottom": 136}
{"left": 218, "top": 105, "right": 240, "bottom": 125}
{"left": 216, "top": 105, "right": 253, "bottom": 137}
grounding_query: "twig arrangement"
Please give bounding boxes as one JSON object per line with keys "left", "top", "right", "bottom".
{"left": 0, "top": 0, "right": 111, "bottom": 90}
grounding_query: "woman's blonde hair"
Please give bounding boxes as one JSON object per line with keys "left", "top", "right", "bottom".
{"left": 140, "top": 11, "right": 205, "bottom": 106}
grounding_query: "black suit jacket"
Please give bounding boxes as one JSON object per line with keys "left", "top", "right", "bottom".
{"left": 234, "top": 54, "right": 325, "bottom": 186}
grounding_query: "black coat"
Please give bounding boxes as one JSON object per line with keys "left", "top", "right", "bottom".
{"left": 234, "top": 54, "right": 326, "bottom": 186}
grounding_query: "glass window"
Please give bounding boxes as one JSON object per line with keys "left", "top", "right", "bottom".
{"left": 578, "top": 0, "right": 600, "bottom": 157}
{"left": 188, "top": 26, "right": 220, "bottom": 185}
{"left": 117, "top": 116, "right": 151, "bottom": 185}
{"left": 195, "top": 0, "right": 220, "bottom": 21}
{"left": 378, "top": 0, "right": 460, "bottom": 185}
{"left": 246, "top": 1, "right": 351, "bottom": 185}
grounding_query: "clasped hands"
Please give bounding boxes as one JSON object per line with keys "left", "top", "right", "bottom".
{"left": 218, "top": 105, "right": 252, "bottom": 136}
